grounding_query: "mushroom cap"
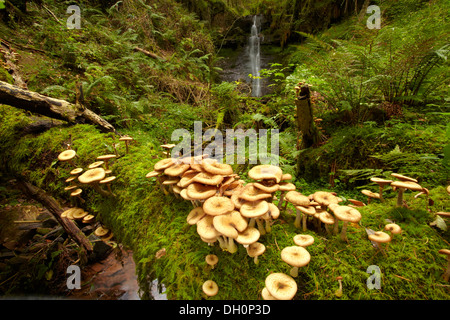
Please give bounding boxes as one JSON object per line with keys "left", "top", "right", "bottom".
{"left": 187, "top": 207, "right": 206, "bottom": 225}
{"left": 281, "top": 246, "right": 311, "bottom": 268}
{"left": 236, "top": 227, "right": 260, "bottom": 245}
{"left": 248, "top": 165, "right": 283, "bottom": 183}
{"left": 193, "top": 172, "right": 224, "bottom": 186}
{"left": 313, "top": 191, "right": 340, "bottom": 206}
{"left": 88, "top": 161, "right": 104, "bottom": 169}
{"left": 160, "top": 144, "right": 176, "bottom": 149}
{"left": 58, "top": 150, "right": 76, "bottom": 162}
{"left": 203, "top": 196, "right": 234, "bottom": 216}
{"left": 154, "top": 158, "right": 175, "bottom": 171}
{"left": 72, "top": 210, "right": 88, "bottom": 220}
{"left": 295, "top": 205, "right": 316, "bottom": 215}
{"left": 239, "top": 184, "right": 272, "bottom": 202}
{"left": 202, "top": 161, "right": 233, "bottom": 176}
{"left": 240, "top": 200, "right": 269, "bottom": 218}
{"left": 97, "top": 154, "right": 117, "bottom": 161}
{"left": 319, "top": 211, "right": 335, "bottom": 225}
{"left": 436, "top": 212, "right": 450, "bottom": 218}
{"left": 196, "top": 215, "right": 220, "bottom": 240}
{"left": 178, "top": 172, "right": 199, "bottom": 188}
{"left": 265, "top": 273, "right": 297, "bottom": 300}
{"left": 164, "top": 163, "right": 190, "bottom": 177}
{"left": 94, "top": 226, "right": 110, "bottom": 237}
{"left": 146, "top": 170, "right": 162, "bottom": 178}
{"left": 391, "top": 173, "right": 418, "bottom": 183}
{"left": 391, "top": 181, "right": 424, "bottom": 191}
{"left": 119, "top": 136, "right": 133, "bottom": 141}
{"left": 65, "top": 185, "right": 78, "bottom": 191}
{"left": 246, "top": 242, "right": 266, "bottom": 257}
{"left": 261, "top": 287, "right": 277, "bottom": 300}
{"left": 281, "top": 173, "right": 292, "bottom": 181}
{"left": 447, "top": 185, "right": 450, "bottom": 194}
{"left": 370, "top": 177, "right": 393, "bottom": 186}
{"left": 278, "top": 182, "right": 296, "bottom": 192}
{"left": 285, "top": 191, "right": 310, "bottom": 206}
{"left": 368, "top": 231, "right": 391, "bottom": 243}
{"left": 267, "top": 202, "right": 280, "bottom": 219}
{"left": 78, "top": 168, "right": 106, "bottom": 184}
{"left": 331, "top": 205, "right": 362, "bottom": 223}
{"left": 293, "top": 234, "right": 315, "bottom": 247}
{"left": 202, "top": 280, "right": 219, "bottom": 297}
{"left": 70, "top": 168, "right": 84, "bottom": 175}
{"left": 82, "top": 214, "right": 95, "bottom": 223}
{"left": 186, "top": 183, "right": 218, "bottom": 200}
{"left": 213, "top": 211, "right": 248, "bottom": 238}
{"left": 205, "top": 254, "right": 219, "bottom": 266}
{"left": 361, "top": 189, "right": 381, "bottom": 199}
{"left": 100, "top": 176, "right": 116, "bottom": 184}
{"left": 253, "top": 182, "right": 279, "bottom": 193}
{"left": 438, "top": 249, "right": 450, "bottom": 256}
{"left": 70, "top": 188, "right": 83, "bottom": 197}
{"left": 347, "top": 199, "right": 366, "bottom": 207}
{"left": 385, "top": 223, "right": 402, "bottom": 234}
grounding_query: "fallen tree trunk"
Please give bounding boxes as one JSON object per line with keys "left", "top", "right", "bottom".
{"left": 16, "top": 179, "right": 93, "bottom": 254}
{"left": 0, "top": 80, "right": 116, "bottom": 133}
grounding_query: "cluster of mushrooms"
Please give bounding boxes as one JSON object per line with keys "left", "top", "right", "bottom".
{"left": 55, "top": 135, "right": 134, "bottom": 243}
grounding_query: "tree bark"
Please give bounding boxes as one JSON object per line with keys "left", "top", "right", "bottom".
{"left": 295, "top": 84, "right": 320, "bottom": 149}
{"left": 15, "top": 179, "right": 93, "bottom": 253}
{"left": 0, "top": 80, "right": 116, "bottom": 133}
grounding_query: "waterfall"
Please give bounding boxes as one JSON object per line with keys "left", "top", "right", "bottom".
{"left": 249, "top": 15, "right": 262, "bottom": 97}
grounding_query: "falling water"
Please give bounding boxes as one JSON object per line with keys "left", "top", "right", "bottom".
{"left": 249, "top": 15, "right": 262, "bottom": 97}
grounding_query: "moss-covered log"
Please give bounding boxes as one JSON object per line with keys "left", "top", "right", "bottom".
{"left": 0, "top": 80, "right": 116, "bottom": 133}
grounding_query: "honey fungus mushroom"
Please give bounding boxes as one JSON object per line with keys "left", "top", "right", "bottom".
{"left": 119, "top": 136, "right": 133, "bottom": 154}
{"left": 391, "top": 180, "right": 425, "bottom": 207}
{"left": 202, "top": 280, "right": 219, "bottom": 297}
{"left": 265, "top": 272, "right": 297, "bottom": 300}
{"left": 78, "top": 168, "right": 111, "bottom": 197}
{"left": 205, "top": 254, "right": 219, "bottom": 269}
{"left": 281, "top": 245, "right": 311, "bottom": 277}
{"left": 58, "top": 149, "right": 77, "bottom": 167}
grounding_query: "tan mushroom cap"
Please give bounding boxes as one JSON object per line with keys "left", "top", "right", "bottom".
{"left": 196, "top": 215, "right": 220, "bottom": 240}
{"left": 70, "top": 168, "right": 84, "bottom": 175}
{"left": 58, "top": 149, "right": 76, "bottom": 162}
{"left": 447, "top": 185, "right": 450, "bottom": 194}
{"left": 72, "top": 210, "right": 88, "bottom": 220}
{"left": 253, "top": 182, "right": 279, "bottom": 193}
{"left": 82, "top": 214, "right": 95, "bottom": 223}
{"left": 202, "top": 161, "right": 233, "bottom": 176}
{"left": 261, "top": 287, "right": 277, "bottom": 300}
{"left": 202, "top": 280, "right": 219, "bottom": 297}
{"left": 385, "top": 223, "right": 402, "bottom": 235}
{"left": 391, "top": 173, "right": 418, "bottom": 183}
{"left": 368, "top": 231, "right": 391, "bottom": 243}
{"left": 296, "top": 205, "right": 316, "bottom": 215}
{"left": 370, "top": 177, "right": 393, "bottom": 185}
{"left": 154, "top": 158, "right": 175, "bottom": 171}
{"left": 187, "top": 207, "right": 206, "bottom": 225}
{"left": 213, "top": 211, "right": 248, "bottom": 238}
{"left": 186, "top": 183, "right": 218, "bottom": 200}
{"left": 78, "top": 168, "right": 106, "bottom": 184}
{"left": 236, "top": 227, "right": 260, "bottom": 245}
{"left": 97, "top": 154, "right": 117, "bottom": 161}
{"left": 293, "top": 234, "right": 315, "bottom": 247}
{"left": 248, "top": 165, "right": 283, "bottom": 183}
{"left": 160, "top": 144, "right": 176, "bottom": 149}
{"left": 203, "top": 196, "right": 234, "bottom": 216}
{"left": 65, "top": 185, "right": 78, "bottom": 191}
{"left": 100, "top": 176, "right": 116, "bottom": 184}
{"left": 361, "top": 189, "right": 381, "bottom": 199}
{"left": 119, "top": 136, "right": 133, "bottom": 141}
{"left": 313, "top": 191, "right": 341, "bottom": 207}
{"left": 278, "top": 182, "right": 296, "bottom": 192}
{"left": 285, "top": 191, "right": 310, "bottom": 206}
{"left": 61, "top": 207, "right": 82, "bottom": 219}
{"left": 88, "top": 161, "right": 104, "bottom": 169}
{"left": 205, "top": 254, "right": 219, "bottom": 267}
{"left": 281, "top": 246, "right": 311, "bottom": 268}
{"left": 193, "top": 172, "right": 224, "bottom": 186}
{"left": 246, "top": 242, "right": 266, "bottom": 257}
{"left": 267, "top": 202, "right": 280, "bottom": 219}
{"left": 347, "top": 199, "right": 366, "bottom": 207}
{"left": 94, "top": 226, "right": 110, "bottom": 237}
{"left": 164, "top": 163, "right": 190, "bottom": 177}
{"left": 331, "top": 205, "right": 362, "bottom": 223}
{"left": 281, "top": 173, "right": 292, "bottom": 181}
{"left": 265, "top": 273, "right": 297, "bottom": 300}
{"left": 436, "top": 212, "right": 450, "bottom": 218}
{"left": 391, "top": 180, "right": 424, "bottom": 191}
{"left": 70, "top": 188, "right": 83, "bottom": 197}
{"left": 239, "top": 184, "right": 272, "bottom": 202}
{"left": 146, "top": 170, "right": 161, "bottom": 178}
{"left": 439, "top": 249, "right": 450, "bottom": 256}
{"left": 240, "top": 200, "right": 269, "bottom": 218}
{"left": 319, "top": 211, "right": 335, "bottom": 225}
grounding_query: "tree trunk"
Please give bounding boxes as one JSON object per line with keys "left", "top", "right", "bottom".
{"left": 295, "top": 84, "right": 320, "bottom": 149}
{"left": 15, "top": 179, "right": 93, "bottom": 254}
{"left": 0, "top": 80, "right": 116, "bottom": 133}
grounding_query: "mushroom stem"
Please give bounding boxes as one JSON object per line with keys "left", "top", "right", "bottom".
{"left": 378, "top": 185, "right": 385, "bottom": 203}
{"left": 290, "top": 266, "right": 299, "bottom": 278}
{"left": 256, "top": 218, "right": 266, "bottom": 236}
{"left": 335, "top": 278, "right": 343, "bottom": 297}
{"left": 396, "top": 187, "right": 405, "bottom": 207}
{"left": 265, "top": 219, "right": 272, "bottom": 233}
{"left": 227, "top": 237, "right": 238, "bottom": 254}
{"left": 92, "top": 183, "right": 112, "bottom": 197}
{"left": 277, "top": 191, "right": 286, "bottom": 210}
{"left": 254, "top": 256, "right": 260, "bottom": 265}
{"left": 217, "top": 236, "right": 227, "bottom": 251}
{"left": 340, "top": 221, "right": 349, "bottom": 242}
{"left": 294, "top": 208, "right": 302, "bottom": 229}
{"left": 333, "top": 218, "right": 340, "bottom": 235}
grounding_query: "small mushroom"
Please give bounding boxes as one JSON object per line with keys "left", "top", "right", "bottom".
{"left": 96, "top": 154, "right": 117, "bottom": 170}
{"left": 331, "top": 205, "right": 362, "bottom": 242}
{"left": 370, "top": 178, "right": 393, "bottom": 202}
{"left": 361, "top": 189, "right": 380, "bottom": 204}
{"left": 119, "top": 136, "right": 134, "bottom": 154}
{"left": 391, "top": 180, "right": 424, "bottom": 207}
{"left": 99, "top": 176, "right": 116, "bottom": 196}
{"left": 205, "top": 254, "right": 219, "bottom": 269}
{"left": 368, "top": 231, "right": 391, "bottom": 255}
{"left": 246, "top": 241, "right": 265, "bottom": 265}
{"left": 58, "top": 149, "right": 77, "bottom": 167}
{"left": 293, "top": 234, "right": 314, "bottom": 247}
{"left": 438, "top": 249, "right": 450, "bottom": 282}
{"left": 78, "top": 168, "right": 111, "bottom": 197}
{"left": 202, "top": 280, "right": 219, "bottom": 297}
{"left": 265, "top": 273, "right": 297, "bottom": 300}
{"left": 70, "top": 188, "right": 85, "bottom": 204}
{"left": 281, "top": 245, "right": 311, "bottom": 277}
{"left": 385, "top": 223, "right": 402, "bottom": 239}
{"left": 335, "top": 276, "right": 343, "bottom": 298}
